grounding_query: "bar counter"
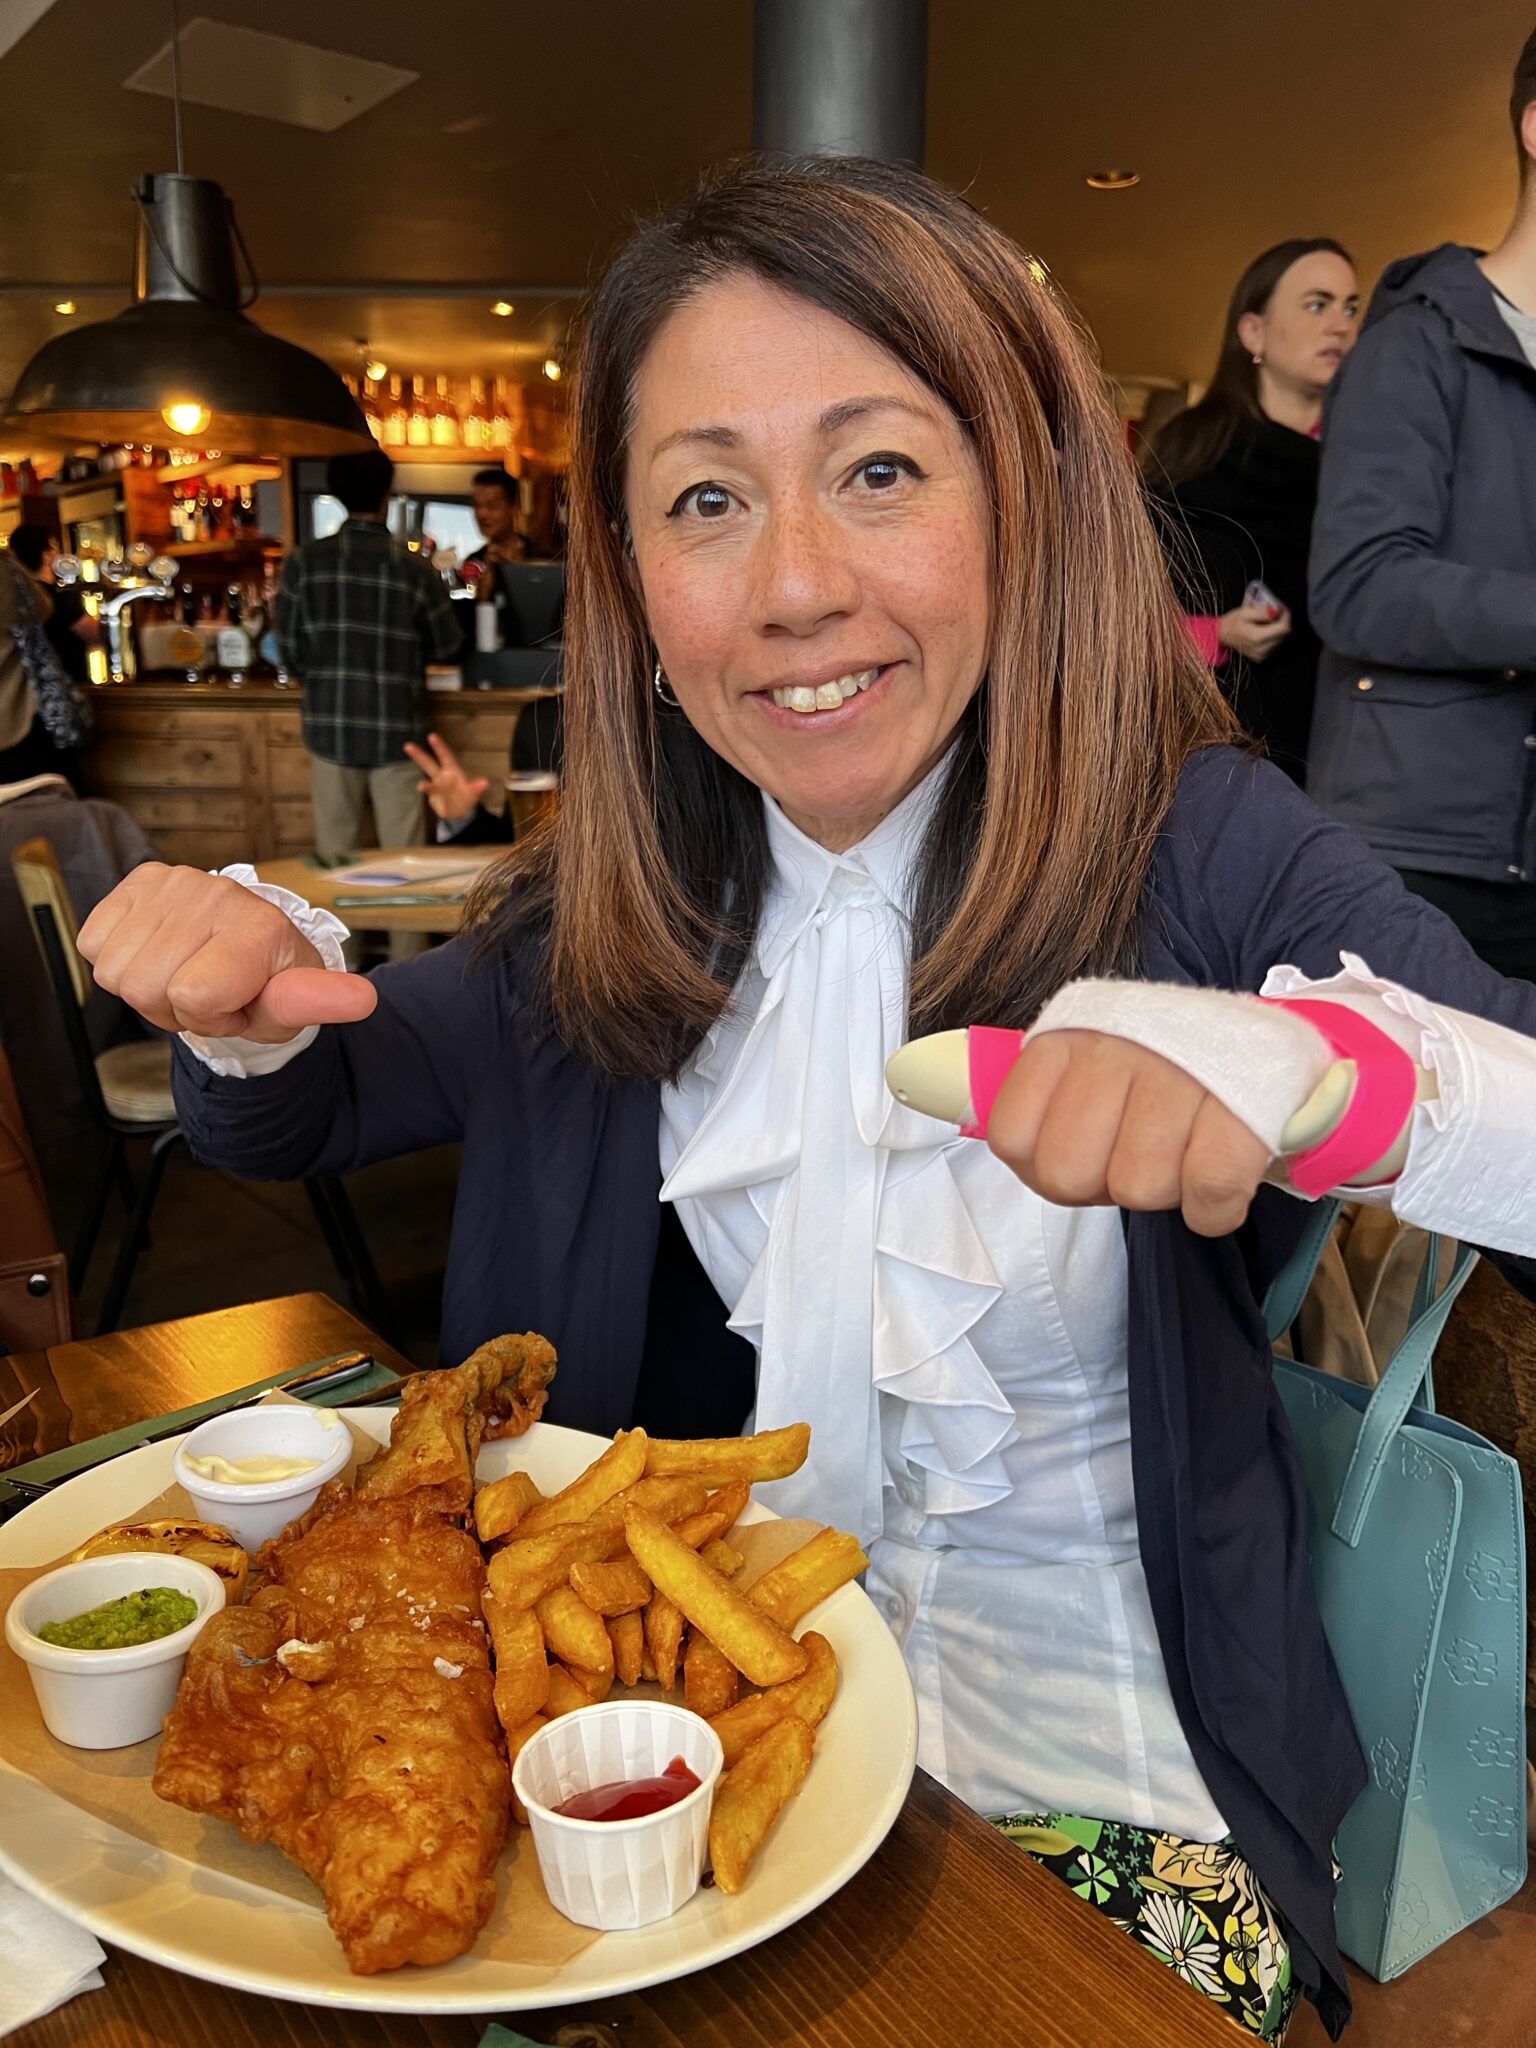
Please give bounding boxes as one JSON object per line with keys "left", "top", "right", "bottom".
{"left": 79, "top": 680, "right": 527, "bottom": 870}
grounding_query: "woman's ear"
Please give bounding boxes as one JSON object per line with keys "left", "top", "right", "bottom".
{"left": 1236, "top": 310, "right": 1266, "bottom": 362}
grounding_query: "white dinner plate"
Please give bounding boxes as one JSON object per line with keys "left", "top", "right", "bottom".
{"left": 0, "top": 1416, "right": 918, "bottom": 2012}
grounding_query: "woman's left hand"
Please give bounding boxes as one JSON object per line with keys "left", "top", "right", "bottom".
{"left": 984, "top": 1028, "right": 1273, "bottom": 1237}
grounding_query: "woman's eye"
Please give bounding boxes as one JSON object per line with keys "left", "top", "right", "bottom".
{"left": 852, "top": 455, "right": 919, "bottom": 492}
{"left": 672, "top": 482, "right": 734, "bottom": 520}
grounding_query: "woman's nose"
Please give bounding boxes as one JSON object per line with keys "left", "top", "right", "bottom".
{"left": 750, "top": 501, "right": 862, "bottom": 635}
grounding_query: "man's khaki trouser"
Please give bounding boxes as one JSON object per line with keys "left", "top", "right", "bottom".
{"left": 308, "top": 754, "right": 428, "bottom": 962}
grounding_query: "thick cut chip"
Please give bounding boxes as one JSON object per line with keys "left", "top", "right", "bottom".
{"left": 515, "top": 1430, "right": 648, "bottom": 1536}
{"left": 684, "top": 1630, "right": 739, "bottom": 1718}
{"left": 569, "top": 1557, "right": 652, "bottom": 1616}
{"left": 747, "top": 1528, "right": 868, "bottom": 1631}
{"left": 545, "top": 1664, "right": 599, "bottom": 1718}
{"left": 643, "top": 1424, "right": 810, "bottom": 1484}
{"left": 474, "top": 1470, "right": 543, "bottom": 1544}
{"left": 700, "top": 1537, "right": 744, "bottom": 1578}
{"left": 483, "top": 1593, "right": 548, "bottom": 1730}
{"left": 644, "top": 1590, "right": 685, "bottom": 1693}
{"left": 709, "top": 1716, "right": 815, "bottom": 1894}
{"left": 625, "top": 1506, "right": 808, "bottom": 1688}
{"left": 535, "top": 1585, "right": 613, "bottom": 1680}
{"left": 708, "top": 1631, "right": 839, "bottom": 1767}
{"left": 487, "top": 1518, "right": 625, "bottom": 1610}
{"left": 607, "top": 1610, "right": 644, "bottom": 1687}
{"left": 506, "top": 1712, "right": 546, "bottom": 1825}
{"left": 673, "top": 1481, "right": 751, "bottom": 1550}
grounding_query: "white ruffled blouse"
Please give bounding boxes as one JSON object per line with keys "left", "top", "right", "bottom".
{"left": 659, "top": 769, "right": 1230, "bottom": 1837}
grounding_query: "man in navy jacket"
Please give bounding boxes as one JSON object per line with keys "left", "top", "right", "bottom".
{"left": 1309, "top": 29, "right": 1536, "bottom": 978}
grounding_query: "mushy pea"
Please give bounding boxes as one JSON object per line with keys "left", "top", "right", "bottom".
{"left": 38, "top": 1586, "right": 197, "bottom": 1650}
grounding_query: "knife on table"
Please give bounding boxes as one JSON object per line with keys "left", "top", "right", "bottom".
{"left": 0, "top": 1351, "right": 383, "bottom": 1510}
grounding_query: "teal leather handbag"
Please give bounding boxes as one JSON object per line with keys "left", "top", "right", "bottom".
{"left": 1267, "top": 1202, "right": 1528, "bottom": 1980}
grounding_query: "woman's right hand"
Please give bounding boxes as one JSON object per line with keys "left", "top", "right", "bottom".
{"left": 1218, "top": 601, "right": 1292, "bottom": 663}
{"left": 404, "top": 731, "right": 489, "bottom": 822}
{"left": 77, "top": 865, "right": 377, "bottom": 1044}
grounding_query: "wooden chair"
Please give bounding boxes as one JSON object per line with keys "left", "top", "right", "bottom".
{"left": 9, "top": 837, "right": 395, "bottom": 1339}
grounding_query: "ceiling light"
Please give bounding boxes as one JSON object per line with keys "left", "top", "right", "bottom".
{"left": 53, "top": 300, "right": 76, "bottom": 317}
{"left": 542, "top": 357, "right": 562, "bottom": 382}
{"left": 490, "top": 300, "right": 514, "bottom": 318}
{"left": 162, "top": 398, "right": 211, "bottom": 436}
{"left": 4, "top": 173, "right": 371, "bottom": 454}
{"left": 364, "top": 358, "right": 387, "bottom": 383}
{"left": 1084, "top": 169, "right": 1140, "bottom": 191}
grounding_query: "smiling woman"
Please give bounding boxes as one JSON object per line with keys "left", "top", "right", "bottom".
{"left": 473, "top": 155, "right": 1238, "bottom": 1082}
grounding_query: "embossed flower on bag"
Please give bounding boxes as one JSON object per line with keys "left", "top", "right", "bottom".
{"left": 1463, "top": 1549, "right": 1519, "bottom": 1603}
{"left": 1468, "top": 1795, "right": 1519, "bottom": 1840}
{"left": 1442, "top": 1636, "right": 1499, "bottom": 1687}
{"left": 1369, "top": 1735, "right": 1408, "bottom": 1800}
{"left": 1466, "top": 1725, "right": 1518, "bottom": 1770}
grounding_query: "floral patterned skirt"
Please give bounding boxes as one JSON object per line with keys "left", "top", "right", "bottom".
{"left": 992, "top": 1811, "right": 1301, "bottom": 2041}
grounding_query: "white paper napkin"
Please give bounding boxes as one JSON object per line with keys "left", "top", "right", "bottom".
{"left": 0, "top": 1875, "right": 106, "bottom": 2035}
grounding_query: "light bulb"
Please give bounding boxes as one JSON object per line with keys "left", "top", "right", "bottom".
{"left": 542, "top": 357, "right": 562, "bottom": 382}
{"left": 490, "top": 300, "right": 515, "bottom": 318}
{"left": 53, "top": 299, "right": 76, "bottom": 316}
{"left": 162, "top": 399, "right": 211, "bottom": 436}
{"left": 365, "top": 359, "right": 387, "bottom": 383}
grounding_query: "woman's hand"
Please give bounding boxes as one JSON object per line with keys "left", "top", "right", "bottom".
{"left": 77, "top": 865, "right": 376, "bottom": 1044}
{"left": 1218, "top": 601, "right": 1292, "bottom": 663}
{"left": 404, "top": 731, "right": 489, "bottom": 822}
{"left": 984, "top": 1029, "right": 1272, "bottom": 1238}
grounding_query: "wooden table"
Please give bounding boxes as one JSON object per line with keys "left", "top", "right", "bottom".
{"left": 254, "top": 846, "right": 505, "bottom": 936}
{"left": 3, "top": 1296, "right": 1234, "bottom": 2048}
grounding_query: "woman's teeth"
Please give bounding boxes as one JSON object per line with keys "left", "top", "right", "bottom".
{"left": 769, "top": 668, "right": 880, "bottom": 715}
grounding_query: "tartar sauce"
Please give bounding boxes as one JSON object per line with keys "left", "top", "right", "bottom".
{"left": 182, "top": 1451, "right": 322, "bottom": 1486}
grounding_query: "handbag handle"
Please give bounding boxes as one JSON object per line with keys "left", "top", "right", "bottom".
{"left": 1263, "top": 1198, "right": 1343, "bottom": 1344}
{"left": 1328, "top": 1238, "right": 1479, "bottom": 1547}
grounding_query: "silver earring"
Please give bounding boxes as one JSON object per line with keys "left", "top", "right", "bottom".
{"left": 652, "top": 662, "right": 679, "bottom": 709}
{"left": 1251, "top": 352, "right": 1264, "bottom": 366}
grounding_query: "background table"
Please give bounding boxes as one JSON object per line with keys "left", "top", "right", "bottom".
{"left": 1, "top": 1294, "right": 1236, "bottom": 2048}
{"left": 254, "top": 847, "right": 503, "bottom": 936}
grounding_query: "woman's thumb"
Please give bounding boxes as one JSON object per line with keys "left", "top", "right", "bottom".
{"left": 252, "top": 966, "right": 378, "bottom": 1034}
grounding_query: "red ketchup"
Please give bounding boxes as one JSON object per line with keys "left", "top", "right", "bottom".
{"left": 554, "top": 1754, "right": 702, "bottom": 1821}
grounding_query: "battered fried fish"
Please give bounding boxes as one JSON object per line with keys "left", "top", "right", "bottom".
{"left": 152, "top": 1333, "right": 557, "bottom": 1973}
{"left": 354, "top": 1332, "right": 556, "bottom": 1512}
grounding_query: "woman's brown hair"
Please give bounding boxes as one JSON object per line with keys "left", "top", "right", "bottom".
{"left": 476, "top": 155, "right": 1238, "bottom": 1081}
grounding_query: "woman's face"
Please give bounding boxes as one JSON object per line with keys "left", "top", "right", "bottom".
{"left": 624, "top": 274, "right": 992, "bottom": 852}
{"left": 1241, "top": 251, "right": 1360, "bottom": 397}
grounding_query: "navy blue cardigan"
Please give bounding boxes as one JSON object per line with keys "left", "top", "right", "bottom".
{"left": 174, "top": 750, "right": 1536, "bottom": 2034}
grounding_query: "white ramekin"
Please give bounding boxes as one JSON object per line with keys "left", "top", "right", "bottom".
{"left": 512, "top": 1699, "right": 725, "bottom": 1930}
{"left": 172, "top": 1403, "right": 351, "bottom": 1549}
{"left": 5, "top": 1551, "right": 225, "bottom": 1749}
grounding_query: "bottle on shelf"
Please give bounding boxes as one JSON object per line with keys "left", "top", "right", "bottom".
{"left": 216, "top": 582, "right": 252, "bottom": 687}
{"left": 362, "top": 379, "right": 383, "bottom": 443}
{"left": 473, "top": 560, "right": 501, "bottom": 654}
{"left": 407, "top": 375, "right": 432, "bottom": 447}
{"left": 431, "top": 373, "right": 460, "bottom": 447}
{"left": 462, "top": 375, "right": 488, "bottom": 451}
{"left": 169, "top": 581, "right": 204, "bottom": 681}
{"left": 489, "top": 377, "right": 513, "bottom": 452}
{"left": 383, "top": 374, "right": 409, "bottom": 448}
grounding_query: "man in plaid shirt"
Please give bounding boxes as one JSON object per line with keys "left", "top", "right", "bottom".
{"left": 276, "top": 448, "right": 461, "bottom": 957}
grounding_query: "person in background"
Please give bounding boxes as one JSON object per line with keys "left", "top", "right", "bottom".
{"left": 466, "top": 468, "right": 530, "bottom": 573}
{"left": 403, "top": 699, "right": 564, "bottom": 847}
{"left": 8, "top": 523, "right": 99, "bottom": 689}
{"left": 1146, "top": 241, "right": 1359, "bottom": 783}
{"left": 275, "top": 447, "right": 460, "bottom": 959}
{"left": 1309, "top": 29, "right": 1536, "bottom": 976}
{"left": 0, "top": 540, "right": 84, "bottom": 787}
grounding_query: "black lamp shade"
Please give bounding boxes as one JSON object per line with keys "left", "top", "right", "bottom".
{"left": 3, "top": 174, "right": 371, "bottom": 456}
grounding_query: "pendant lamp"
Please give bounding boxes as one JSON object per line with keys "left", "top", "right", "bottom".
{"left": 2, "top": 8, "right": 369, "bottom": 455}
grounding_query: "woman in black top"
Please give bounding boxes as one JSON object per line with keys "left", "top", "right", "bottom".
{"left": 1147, "top": 241, "right": 1360, "bottom": 783}
{"left": 7, "top": 523, "right": 95, "bottom": 689}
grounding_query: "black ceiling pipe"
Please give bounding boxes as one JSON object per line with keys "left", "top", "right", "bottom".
{"left": 752, "top": 0, "right": 928, "bottom": 164}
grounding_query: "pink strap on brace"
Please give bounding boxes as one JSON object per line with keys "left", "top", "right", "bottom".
{"left": 1260, "top": 998, "right": 1418, "bottom": 1197}
{"left": 961, "top": 1026, "right": 1027, "bottom": 1139}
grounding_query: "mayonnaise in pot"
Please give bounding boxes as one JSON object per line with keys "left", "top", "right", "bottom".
{"left": 180, "top": 1451, "right": 322, "bottom": 1486}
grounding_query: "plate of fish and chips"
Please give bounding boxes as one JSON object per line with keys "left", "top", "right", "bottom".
{"left": 0, "top": 1337, "right": 918, "bottom": 2012}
